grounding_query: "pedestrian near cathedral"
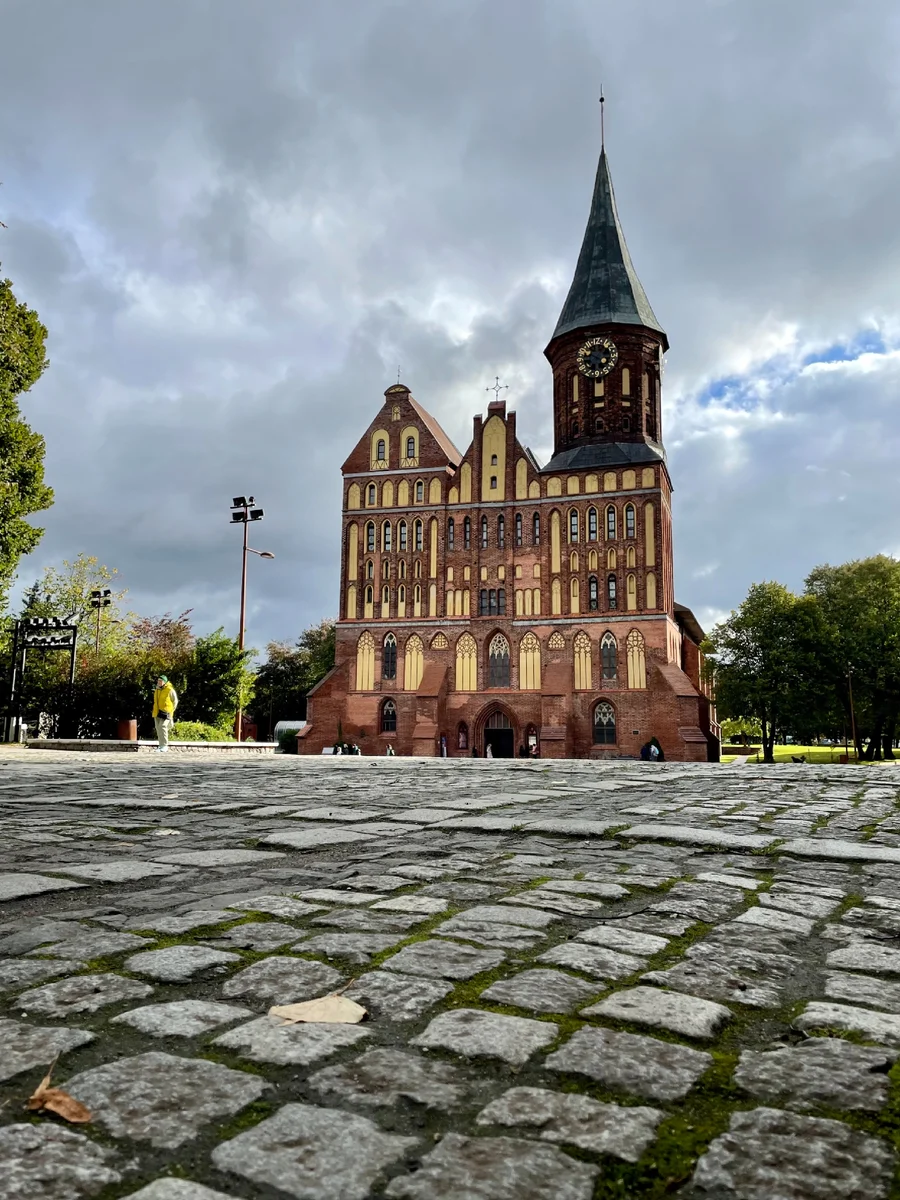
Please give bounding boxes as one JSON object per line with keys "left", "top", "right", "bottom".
{"left": 152, "top": 675, "right": 178, "bottom": 753}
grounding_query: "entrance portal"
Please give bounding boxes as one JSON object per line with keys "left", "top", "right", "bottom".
{"left": 483, "top": 711, "right": 515, "bottom": 759}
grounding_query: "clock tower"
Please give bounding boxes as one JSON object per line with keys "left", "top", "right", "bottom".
{"left": 544, "top": 148, "right": 667, "bottom": 464}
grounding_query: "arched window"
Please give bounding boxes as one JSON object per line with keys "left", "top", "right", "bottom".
{"left": 481, "top": 516, "right": 489, "bottom": 548}
{"left": 415, "top": 480, "right": 424, "bottom": 503}
{"left": 367, "top": 483, "right": 376, "bottom": 506}
{"left": 606, "top": 506, "right": 617, "bottom": 540}
{"left": 622, "top": 366, "right": 631, "bottom": 395}
{"left": 570, "top": 551, "right": 579, "bottom": 573}
{"left": 625, "top": 504, "right": 636, "bottom": 539}
{"left": 356, "top": 631, "right": 375, "bottom": 690}
{"left": 593, "top": 700, "right": 616, "bottom": 745}
{"left": 365, "top": 559, "right": 374, "bottom": 580}
{"left": 570, "top": 576, "right": 580, "bottom": 613}
{"left": 627, "top": 573, "right": 637, "bottom": 611}
{"left": 479, "top": 589, "right": 488, "bottom": 616}
{"left": 381, "top": 584, "right": 390, "bottom": 612}
{"left": 414, "top": 559, "right": 422, "bottom": 578}
{"left": 382, "top": 521, "right": 392, "bottom": 552}
{"left": 608, "top": 574, "right": 617, "bottom": 610}
{"left": 457, "top": 722, "right": 469, "bottom": 750}
{"left": 464, "top": 517, "right": 471, "bottom": 549}
{"left": 406, "top": 435, "right": 416, "bottom": 459}
{"left": 376, "top": 438, "right": 386, "bottom": 462}
{"left": 601, "top": 632, "right": 617, "bottom": 680}
{"left": 588, "top": 507, "right": 598, "bottom": 540}
{"left": 383, "top": 634, "right": 397, "bottom": 680}
{"left": 398, "top": 520, "right": 408, "bottom": 552}
{"left": 398, "top": 584, "right": 406, "bottom": 612}
{"left": 627, "top": 629, "right": 647, "bottom": 689}
{"left": 414, "top": 520, "right": 423, "bottom": 551}
{"left": 533, "top": 513, "right": 540, "bottom": 545}
{"left": 589, "top": 575, "right": 599, "bottom": 610}
{"left": 519, "top": 631, "right": 541, "bottom": 690}
{"left": 366, "top": 522, "right": 375, "bottom": 552}
{"left": 448, "top": 517, "right": 455, "bottom": 550}
{"left": 456, "top": 634, "right": 477, "bottom": 690}
{"left": 398, "top": 559, "right": 407, "bottom": 580}
{"left": 405, "top": 634, "right": 424, "bottom": 690}
{"left": 488, "top": 633, "right": 511, "bottom": 688}
{"left": 569, "top": 509, "right": 579, "bottom": 542}
{"left": 381, "top": 699, "right": 397, "bottom": 732}
{"left": 498, "top": 515, "right": 505, "bottom": 548}
{"left": 574, "top": 631, "right": 592, "bottom": 691}
{"left": 515, "top": 513, "right": 523, "bottom": 546}
{"left": 382, "top": 559, "right": 390, "bottom": 579}
{"left": 498, "top": 588, "right": 506, "bottom": 616}
{"left": 571, "top": 421, "right": 580, "bottom": 438}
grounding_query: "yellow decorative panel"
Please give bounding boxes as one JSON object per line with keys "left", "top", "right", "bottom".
{"left": 607, "top": 548, "right": 617, "bottom": 569}
{"left": 515, "top": 458, "right": 528, "bottom": 499}
{"left": 585, "top": 473, "right": 599, "bottom": 493}
{"left": 533, "top": 564, "right": 541, "bottom": 578}
{"left": 364, "top": 585, "right": 374, "bottom": 619}
{"left": 429, "top": 519, "right": 438, "bottom": 578}
{"left": 642, "top": 468, "right": 655, "bottom": 487}
{"left": 570, "top": 551, "right": 579, "bottom": 572}
{"left": 515, "top": 590, "right": 524, "bottom": 616}
{"left": 573, "top": 374, "right": 579, "bottom": 404}
{"left": 528, "top": 480, "right": 540, "bottom": 498}
{"left": 432, "top": 632, "right": 448, "bottom": 649}
{"left": 588, "top": 549, "right": 598, "bottom": 571}
{"left": 447, "top": 591, "right": 455, "bottom": 617}
{"left": 449, "top": 486, "right": 459, "bottom": 504}
{"left": 463, "top": 588, "right": 470, "bottom": 615}
{"left": 627, "top": 573, "right": 637, "bottom": 610}
{"left": 552, "top": 578, "right": 562, "bottom": 614}
{"left": 455, "top": 633, "right": 477, "bottom": 691}
{"left": 621, "top": 367, "right": 631, "bottom": 395}
{"left": 356, "top": 632, "right": 375, "bottom": 691}
{"left": 645, "top": 503, "right": 656, "bottom": 566}
{"left": 399, "top": 425, "right": 419, "bottom": 466}
{"left": 447, "top": 566, "right": 454, "bottom": 582}
{"left": 370, "top": 429, "right": 390, "bottom": 469}
{"left": 574, "top": 631, "right": 591, "bottom": 691}
{"left": 429, "top": 478, "right": 442, "bottom": 504}
{"left": 550, "top": 512, "right": 561, "bottom": 574}
{"left": 546, "top": 477, "right": 562, "bottom": 497}
{"left": 548, "top": 630, "right": 565, "bottom": 650}
{"left": 594, "top": 380, "right": 604, "bottom": 397}
{"left": 460, "top": 462, "right": 472, "bottom": 503}
{"left": 646, "top": 572, "right": 657, "bottom": 608}
{"left": 346, "top": 584, "right": 357, "bottom": 620}
{"left": 405, "top": 635, "right": 424, "bottom": 690}
{"left": 498, "top": 565, "right": 505, "bottom": 580}
{"left": 515, "top": 564, "right": 522, "bottom": 578}
{"left": 570, "top": 577, "right": 580, "bottom": 614}
{"left": 480, "top": 566, "right": 488, "bottom": 582}
{"left": 347, "top": 524, "right": 359, "bottom": 580}
{"left": 455, "top": 588, "right": 463, "bottom": 613}
{"left": 623, "top": 469, "right": 636, "bottom": 489}
{"left": 519, "top": 632, "right": 541, "bottom": 690}
{"left": 481, "top": 415, "right": 507, "bottom": 501}
{"left": 464, "top": 566, "right": 471, "bottom": 581}
{"left": 413, "top": 583, "right": 422, "bottom": 618}
{"left": 532, "top": 588, "right": 541, "bottom": 615}
{"left": 398, "top": 480, "right": 409, "bottom": 506}
{"left": 566, "top": 476, "right": 580, "bottom": 495}
{"left": 627, "top": 546, "right": 636, "bottom": 568}
{"left": 347, "top": 483, "right": 361, "bottom": 510}
{"left": 603, "top": 471, "right": 616, "bottom": 491}
{"left": 398, "top": 586, "right": 406, "bottom": 618}
{"left": 627, "top": 629, "right": 647, "bottom": 689}
{"left": 382, "top": 480, "right": 394, "bottom": 507}
{"left": 429, "top": 583, "right": 437, "bottom": 616}
{"left": 524, "top": 589, "right": 533, "bottom": 615}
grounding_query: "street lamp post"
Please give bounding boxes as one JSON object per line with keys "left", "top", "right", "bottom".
{"left": 847, "top": 664, "right": 858, "bottom": 763}
{"left": 230, "top": 496, "right": 274, "bottom": 741}
{"left": 90, "top": 589, "right": 112, "bottom": 654}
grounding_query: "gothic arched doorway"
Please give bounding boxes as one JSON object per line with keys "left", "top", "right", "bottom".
{"left": 480, "top": 708, "right": 516, "bottom": 759}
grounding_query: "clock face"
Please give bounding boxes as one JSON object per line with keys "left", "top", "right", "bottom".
{"left": 577, "top": 336, "right": 618, "bottom": 379}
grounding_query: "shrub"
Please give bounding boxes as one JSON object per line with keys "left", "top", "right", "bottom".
{"left": 278, "top": 728, "right": 299, "bottom": 754}
{"left": 171, "top": 721, "right": 234, "bottom": 742}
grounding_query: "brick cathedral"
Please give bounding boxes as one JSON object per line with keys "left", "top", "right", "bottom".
{"left": 299, "top": 140, "right": 718, "bottom": 761}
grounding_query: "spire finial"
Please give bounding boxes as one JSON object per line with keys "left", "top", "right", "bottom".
{"left": 486, "top": 376, "right": 508, "bottom": 403}
{"left": 600, "top": 87, "right": 605, "bottom": 150}
{"left": 397, "top": 364, "right": 401, "bottom": 385}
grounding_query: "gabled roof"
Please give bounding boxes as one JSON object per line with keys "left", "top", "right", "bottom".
{"left": 541, "top": 440, "right": 666, "bottom": 474}
{"left": 552, "top": 150, "right": 667, "bottom": 348}
{"left": 407, "top": 395, "right": 463, "bottom": 466}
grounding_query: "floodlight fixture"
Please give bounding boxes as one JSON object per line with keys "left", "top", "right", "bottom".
{"left": 249, "top": 508, "right": 264, "bottom": 522}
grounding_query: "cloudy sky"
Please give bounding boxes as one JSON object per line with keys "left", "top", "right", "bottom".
{"left": 2, "top": 0, "right": 899, "bottom": 652}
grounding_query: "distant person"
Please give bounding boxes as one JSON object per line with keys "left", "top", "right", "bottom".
{"left": 530, "top": 743, "right": 540, "bottom": 759}
{"left": 333, "top": 743, "right": 342, "bottom": 755}
{"left": 385, "top": 744, "right": 395, "bottom": 756}
{"left": 152, "top": 675, "right": 178, "bottom": 753}
{"left": 640, "top": 742, "right": 651, "bottom": 761}
{"left": 650, "top": 737, "right": 664, "bottom": 762}
{"left": 485, "top": 743, "right": 494, "bottom": 759}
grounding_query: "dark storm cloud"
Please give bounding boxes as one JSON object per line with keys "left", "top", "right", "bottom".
{"left": 1, "top": 0, "right": 899, "bottom": 646}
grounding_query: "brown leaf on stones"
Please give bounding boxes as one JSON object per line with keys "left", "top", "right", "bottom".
{"left": 269, "top": 994, "right": 367, "bottom": 1025}
{"left": 26, "top": 1060, "right": 92, "bottom": 1124}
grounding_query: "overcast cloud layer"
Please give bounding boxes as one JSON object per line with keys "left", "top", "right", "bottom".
{"left": 2, "top": 0, "right": 899, "bottom": 649}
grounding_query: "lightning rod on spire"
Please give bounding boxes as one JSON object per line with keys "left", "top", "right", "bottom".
{"left": 600, "top": 87, "right": 605, "bottom": 150}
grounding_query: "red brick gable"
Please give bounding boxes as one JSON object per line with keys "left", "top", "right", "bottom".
{"left": 341, "top": 384, "right": 462, "bottom": 475}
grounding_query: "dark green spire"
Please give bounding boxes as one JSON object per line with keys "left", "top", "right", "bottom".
{"left": 552, "top": 149, "right": 667, "bottom": 348}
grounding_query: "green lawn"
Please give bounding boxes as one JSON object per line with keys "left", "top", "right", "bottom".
{"left": 750, "top": 743, "right": 857, "bottom": 764}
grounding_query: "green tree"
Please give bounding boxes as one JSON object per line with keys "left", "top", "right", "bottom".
{"left": 706, "top": 582, "right": 825, "bottom": 763}
{"left": 0, "top": 271, "right": 53, "bottom": 608}
{"left": 22, "top": 554, "right": 128, "bottom": 652}
{"left": 249, "top": 619, "right": 336, "bottom": 737}
{"left": 177, "top": 628, "right": 249, "bottom": 728}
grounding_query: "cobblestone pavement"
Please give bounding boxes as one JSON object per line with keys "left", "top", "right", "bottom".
{"left": 2, "top": 752, "right": 900, "bottom": 1198}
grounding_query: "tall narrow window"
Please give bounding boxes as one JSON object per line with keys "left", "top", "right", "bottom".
{"left": 481, "top": 516, "right": 489, "bottom": 548}
{"left": 381, "top": 584, "right": 390, "bottom": 612}
{"left": 593, "top": 701, "right": 616, "bottom": 744}
{"left": 382, "top": 559, "right": 390, "bottom": 579}
{"left": 406, "top": 436, "right": 415, "bottom": 459}
{"left": 588, "top": 507, "right": 598, "bottom": 540}
{"left": 479, "top": 589, "right": 488, "bottom": 616}
{"left": 623, "top": 417, "right": 631, "bottom": 433}
{"left": 464, "top": 517, "right": 471, "bottom": 549}
{"left": 606, "top": 506, "right": 617, "bottom": 540}
{"left": 608, "top": 574, "right": 617, "bottom": 610}
{"left": 589, "top": 575, "right": 599, "bottom": 611}
{"left": 489, "top": 589, "right": 497, "bottom": 616}
{"left": 414, "top": 559, "right": 422, "bottom": 578}
{"left": 368, "top": 484, "right": 376, "bottom": 506}
{"left": 601, "top": 632, "right": 617, "bottom": 679}
{"left": 625, "top": 504, "right": 636, "bottom": 539}
{"left": 398, "top": 559, "right": 407, "bottom": 580}
{"left": 498, "top": 515, "right": 505, "bottom": 548}
{"left": 414, "top": 520, "right": 423, "bottom": 551}
{"left": 415, "top": 480, "right": 424, "bottom": 502}
{"left": 515, "top": 513, "right": 523, "bottom": 546}
{"left": 380, "top": 699, "right": 397, "bottom": 732}
{"left": 498, "top": 588, "right": 506, "bottom": 616}
{"left": 488, "top": 634, "right": 511, "bottom": 687}
{"left": 571, "top": 421, "right": 580, "bottom": 438}
{"left": 366, "top": 559, "right": 374, "bottom": 580}
{"left": 382, "top": 633, "right": 397, "bottom": 680}
{"left": 533, "top": 513, "right": 540, "bottom": 545}
{"left": 366, "top": 522, "right": 375, "bottom": 552}
{"left": 376, "top": 438, "right": 386, "bottom": 461}
{"left": 382, "top": 522, "right": 392, "bottom": 552}
{"left": 447, "top": 517, "right": 455, "bottom": 550}
{"left": 398, "top": 520, "right": 407, "bottom": 552}
{"left": 569, "top": 509, "right": 579, "bottom": 542}
{"left": 490, "top": 475, "right": 497, "bottom": 489}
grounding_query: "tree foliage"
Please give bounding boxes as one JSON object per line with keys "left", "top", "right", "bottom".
{"left": 249, "top": 619, "right": 336, "bottom": 738}
{"left": 0, "top": 270, "right": 53, "bottom": 606}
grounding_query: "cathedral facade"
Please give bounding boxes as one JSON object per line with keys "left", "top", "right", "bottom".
{"left": 299, "top": 143, "right": 718, "bottom": 761}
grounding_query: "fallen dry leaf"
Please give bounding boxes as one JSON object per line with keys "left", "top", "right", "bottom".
{"left": 26, "top": 1061, "right": 92, "bottom": 1124}
{"left": 269, "top": 994, "right": 367, "bottom": 1025}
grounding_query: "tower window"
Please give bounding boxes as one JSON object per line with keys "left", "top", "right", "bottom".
{"left": 593, "top": 700, "right": 616, "bottom": 745}
{"left": 382, "top": 634, "right": 397, "bottom": 680}
{"left": 406, "top": 436, "right": 416, "bottom": 458}
{"left": 606, "top": 506, "right": 617, "bottom": 540}
{"left": 368, "top": 484, "right": 376, "bottom": 506}
{"left": 366, "top": 559, "right": 374, "bottom": 579}
{"left": 479, "top": 589, "right": 488, "bottom": 616}
{"left": 398, "top": 520, "right": 408, "bottom": 552}
{"left": 488, "top": 633, "right": 511, "bottom": 688}
{"left": 380, "top": 699, "right": 397, "bottom": 733}
{"left": 481, "top": 517, "right": 488, "bottom": 548}
{"left": 571, "top": 421, "right": 580, "bottom": 438}
{"left": 415, "top": 481, "right": 424, "bottom": 502}
{"left": 490, "top": 475, "right": 497, "bottom": 489}
{"left": 366, "top": 522, "right": 375, "bottom": 552}
{"left": 464, "top": 517, "right": 471, "bottom": 549}
{"left": 382, "top": 522, "right": 392, "bottom": 552}
{"left": 489, "top": 589, "right": 497, "bottom": 616}
{"left": 601, "top": 632, "right": 617, "bottom": 679}
{"left": 532, "top": 513, "right": 540, "bottom": 545}
{"left": 589, "top": 575, "right": 599, "bottom": 611}
{"left": 607, "top": 574, "right": 617, "bottom": 610}
{"left": 515, "top": 513, "right": 523, "bottom": 547}
{"left": 625, "top": 504, "right": 636, "bottom": 540}
{"left": 588, "top": 507, "right": 598, "bottom": 540}
{"left": 498, "top": 587, "right": 506, "bottom": 616}
{"left": 414, "top": 519, "right": 423, "bottom": 551}
{"left": 448, "top": 517, "right": 455, "bottom": 550}
{"left": 491, "top": 454, "right": 498, "bottom": 465}
{"left": 569, "top": 509, "right": 579, "bottom": 542}
{"left": 623, "top": 417, "right": 631, "bottom": 433}
{"left": 497, "top": 515, "right": 505, "bottom": 548}
{"left": 376, "top": 438, "right": 386, "bottom": 462}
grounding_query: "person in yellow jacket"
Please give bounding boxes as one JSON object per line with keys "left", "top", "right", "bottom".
{"left": 152, "top": 675, "right": 178, "bottom": 752}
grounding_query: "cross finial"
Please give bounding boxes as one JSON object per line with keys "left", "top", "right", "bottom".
{"left": 600, "top": 87, "right": 605, "bottom": 150}
{"left": 397, "top": 365, "right": 402, "bottom": 384}
{"left": 486, "top": 376, "right": 508, "bottom": 402}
